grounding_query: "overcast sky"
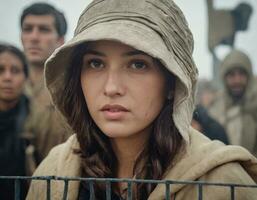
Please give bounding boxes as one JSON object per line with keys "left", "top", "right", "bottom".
{"left": 0, "top": 0, "right": 256, "bottom": 79}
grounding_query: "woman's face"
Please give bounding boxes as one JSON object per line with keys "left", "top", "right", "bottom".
{"left": 0, "top": 51, "right": 26, "bottom": 104}
{"left": 81, "top": 40, "right": 166, "bottom": 139}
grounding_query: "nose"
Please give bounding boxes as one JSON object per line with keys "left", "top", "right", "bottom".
{"left": 103, "top": 69, "right": 125, "bottom": 97}
{"left": 28, "top": 28, "right": 40, "bottom": 42}
{"left": 233, "top": 72, "right": 245, "bottom": 83}
{"left": 2, "top": 70, "right": 12, "bottom": 81}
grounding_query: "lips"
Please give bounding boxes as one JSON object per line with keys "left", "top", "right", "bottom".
{"left": 101, "top": 104, "right": 129, "bottom": 112}
{"left": 0, "top": 87, "right": 14, "bottom": 93}
{"left": 100, "top": 104, "right": 129, "bottom": 120}
{"left": 27, "top": 47, "right": 41, "bottom": 53}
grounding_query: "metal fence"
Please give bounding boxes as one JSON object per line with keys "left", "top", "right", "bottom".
{"left": 1, "top": 176, "right": 257, "bottom": 200}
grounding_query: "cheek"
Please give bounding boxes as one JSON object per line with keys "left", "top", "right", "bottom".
{"left": 140, "top": 100, "right": 163, "bottom": 125}
{"left": 44, "top": 37, "right": 59, "bottom": 51}
{"left": 80, "top": 77, "right": 88, "bottom": 102}
{"left": 135, "top": 80, "right": 166, "bottom": 121}
{"left": 15, "top": 76, "right": 26, "bottom": 90}
{"left": 241, "top": 77, "right": 248, "bottom": 86}
{"left": 21, "top": 35, "right": 27, "bottom": 45}
{"left": 225, "top": 77, "right": 233, "bottom": 87}
{"left": 80, "top": 74, "right": 96, "bottom": 111}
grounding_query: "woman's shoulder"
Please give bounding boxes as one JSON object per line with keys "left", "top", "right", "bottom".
{"left": 27, "top": 135, "right": 81, "bottom": 200}
{"left": 187, "top": 127, "right": 257, "bottom": 164}
{"left": 149, "top": 128, "right": 257, "bottom": 199}
{"left": 165, "top": 128, "right": 257, "bottom": 185}
{"left": 171, "top": 161, "right": 257, "bottom": 200}
{"left": 32, "top": 134, "right": 80, "bottom": 176}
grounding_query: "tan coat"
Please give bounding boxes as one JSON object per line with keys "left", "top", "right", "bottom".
{"left": 23, "top": 77, "right": 71, "bottom": 174}
{"left": 26, "top": 128, "right": 257, "bottom": 200}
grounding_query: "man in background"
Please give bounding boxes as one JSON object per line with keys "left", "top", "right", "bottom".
{"left": 20, "top": 3, "right": 70, "bottom": 172}
{"left": 208, "top": 49, "right": 257, "bottom": 155}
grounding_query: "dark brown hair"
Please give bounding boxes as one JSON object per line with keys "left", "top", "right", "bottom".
{"left": 58, "top": 43, "right": 184, "bottom": 199}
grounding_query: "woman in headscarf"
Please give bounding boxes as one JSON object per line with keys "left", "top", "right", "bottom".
{"left": 27, "top": 0, "right": 257, "bottom": 199}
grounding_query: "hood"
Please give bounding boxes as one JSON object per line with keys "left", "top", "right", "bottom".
{"left": 220, "top": 49, "right": 253, "bottom": 80}
{"left": 220, "top": 49, "right": 256, "bottom": 105}
{"left": 44, "top": 0, "right": 198, "bottom": 142}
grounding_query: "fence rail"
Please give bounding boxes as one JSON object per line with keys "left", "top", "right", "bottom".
{"left": 1, "top": 176, "right": 257, "bottom": 200}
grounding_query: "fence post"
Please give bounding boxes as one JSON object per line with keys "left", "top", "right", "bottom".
{"left": 14, "top": 179, "right": 21, "bottom": 200}
{"left": 62, "top": 179, "right": 69, "bottom": 200}
{"left": 165, "top": 181, "right": 171, "bottom": 200}
{"left": 46, "top": 179, "right": 51, "bottom": 200}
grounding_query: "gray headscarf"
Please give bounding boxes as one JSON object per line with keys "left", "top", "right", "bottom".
{"left": 45, "top": 0, "right": 198, "bottom": 142}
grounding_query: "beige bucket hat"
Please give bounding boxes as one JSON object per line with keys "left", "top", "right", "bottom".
{"left": 45, "top": 0, "right": 198, "bottom": 142}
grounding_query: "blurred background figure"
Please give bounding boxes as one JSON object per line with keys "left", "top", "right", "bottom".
{"left": 195, "top": 79, "right": 217, "bottom": 108}
{"left": 20, "top": 3, "right": 70, "bottom": 174}
{"left": 192, "top": 104, "right": 229, "bottom": 144}
{"left": 207, "top": 0, "right": 253, "bottom": 88}
{"left": 208, "top": 50, "right": 257, "bottom": 155}
{"left": 0, "top": 43, "right": 29, "bottom": 200}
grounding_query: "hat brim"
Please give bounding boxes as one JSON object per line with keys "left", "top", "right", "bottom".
{"left": 45, "top": 20, "right": 188, "bottom": 92}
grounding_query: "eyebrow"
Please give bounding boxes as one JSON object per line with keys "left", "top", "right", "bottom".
{"left": 84, "top": 49, "right": 149, "bottom": 57}
{"left": 123, "top": 50, "right": 149, "bottom": 56}
{"left": 83, "top": 50, "right": 105, "bottom": 56}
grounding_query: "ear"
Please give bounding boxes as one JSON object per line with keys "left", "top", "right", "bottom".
{"left": 167, "top": 91, "right": 173, "bottom": 100}
{"left": 57, "top": 36, "right": 65, "bottom": 46}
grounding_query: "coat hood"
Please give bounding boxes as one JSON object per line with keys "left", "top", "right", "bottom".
{"left": 44, "top": 0, "right": 198, "bottom": 142}
{"left": 219, "top": 49, "right": 257, "bottom": 106}
{"left": 220, "top": 49, "right": 252, "bottom": 79}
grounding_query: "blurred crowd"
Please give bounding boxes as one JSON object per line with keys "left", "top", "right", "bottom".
{"left": 0, "top": 2, "right": 256, "bottom": 199}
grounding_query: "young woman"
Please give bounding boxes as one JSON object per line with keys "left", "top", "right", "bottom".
{"left": 27, "top": 0, "right": 257, "bottom": 199}
{"left": 0, "top": 43, "right": 29, "bottom": 200}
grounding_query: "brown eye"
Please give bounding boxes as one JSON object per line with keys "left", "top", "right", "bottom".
{"left": 39, "top": 26, "right": 51, "bottom": 33}
{"left": 22, "top": 26, "right": 32, "bottom": 33}
{"left": 88, "top": 59, "right": 104, "bottom": 69}
{"left": 11, "top": 67, "right": 22, "bottom": 74}
{"left": 131, "top": 61, "right": 147, "bottom": 70}
{"left": 0, "top": 66, "right": 4, "bottom": 74}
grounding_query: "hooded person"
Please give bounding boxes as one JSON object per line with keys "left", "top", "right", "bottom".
{"left": 208, "top": 50, "right": 257, "bottom": 156}
{"left": 26, "top": 0, "right": 257, "bottom": 199}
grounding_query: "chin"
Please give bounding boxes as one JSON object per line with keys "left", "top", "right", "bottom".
{"left": 99, "top": 126, "right": 136, "bottom": 139}
{"left": 29, "top": 58, "right": 45, "bottom": 66}
{"left": 102, "top": 130, "right": 132, "bottom": 139}
{"left": 1, "top": 96, "right": 18, "bottom": 102}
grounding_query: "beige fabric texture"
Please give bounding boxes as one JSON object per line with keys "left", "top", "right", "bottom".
{"left": 27, "top": 130, "right": 257, "bottom": 199}
{"left": 23, "top": 77, "right": 71, "bottom": 175}
{"left": 44, "top": 0, "right": 198, "bottom": 143}
{"left": 209, "top": 50, "right": 257, "bottom": 156}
